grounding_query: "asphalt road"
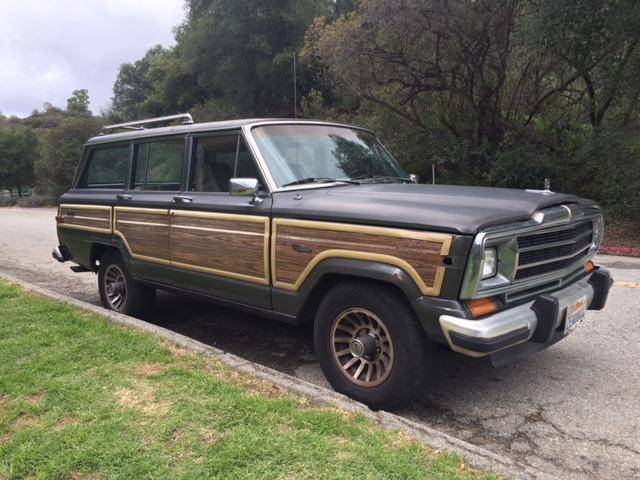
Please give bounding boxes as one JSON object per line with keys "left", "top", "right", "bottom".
{"left": 1, "top": 207, "right": 638, "bottom": 479}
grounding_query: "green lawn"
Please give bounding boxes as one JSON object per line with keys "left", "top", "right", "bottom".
{"left": 0, "top": 281, "right": 495, "bottom": 479}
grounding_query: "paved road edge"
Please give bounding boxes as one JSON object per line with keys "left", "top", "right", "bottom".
{"left": 0, "top": 271, "right": 549, "bottom": 480}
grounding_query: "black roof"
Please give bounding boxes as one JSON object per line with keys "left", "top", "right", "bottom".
{"left": 86, "top": 118, "right": 369, "bottom": 146}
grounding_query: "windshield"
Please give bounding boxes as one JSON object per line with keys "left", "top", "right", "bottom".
{"left": 250, "top": 124, "right": 407, "bottom": 188}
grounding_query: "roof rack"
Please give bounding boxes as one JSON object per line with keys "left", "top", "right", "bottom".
{"left": 101, "top": 113, "right": 194, "bottom": 133}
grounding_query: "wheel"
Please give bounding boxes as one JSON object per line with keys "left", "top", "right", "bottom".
{"left": 98, "top": 250, "right": 155, "bottom": 316}
{"left": 314, "top": 281, "right": 432, "bottom": 410}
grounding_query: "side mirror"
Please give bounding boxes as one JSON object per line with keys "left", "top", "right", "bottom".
{"left": 229, "top": 177, "right": 262, "bottom": 205}
{"left": 409, "top": 173, "right": 419, "bottom": 184}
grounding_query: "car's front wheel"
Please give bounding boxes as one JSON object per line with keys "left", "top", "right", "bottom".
{"left": 98, "top": 250, "right": 155, "bottom": 316}
{"left": 314, "top": 281, "right": 432, "bottom": 410}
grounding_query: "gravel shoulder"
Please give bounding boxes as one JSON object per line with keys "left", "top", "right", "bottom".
{"left": 2, "top": 207, "right": 639, "bottom": 479}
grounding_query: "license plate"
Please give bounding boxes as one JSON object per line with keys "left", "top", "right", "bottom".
{"left": 564, "top": 296, "right": 587, "bottom": 333}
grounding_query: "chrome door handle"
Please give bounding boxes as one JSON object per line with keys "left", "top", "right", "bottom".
{"left": 173, "top": 195, "right": 193, "bottom": 204}
{"left": 116, "top": 194, "right": 132, "bottom": 201}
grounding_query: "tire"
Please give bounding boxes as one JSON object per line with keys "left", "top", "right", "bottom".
{"left": 314, "top": 281, "right": 432, "bottom": 410}
{"left": 98, "top": 250, "right": 155, "bottom": 317}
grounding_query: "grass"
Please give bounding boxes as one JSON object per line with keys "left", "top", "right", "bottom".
{"left": 0, "top": 281, "right": 496, "bottom": 480}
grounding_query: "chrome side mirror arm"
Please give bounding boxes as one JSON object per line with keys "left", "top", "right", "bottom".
{"left": 229, "top": 177, "right": 263, "bottom": 205}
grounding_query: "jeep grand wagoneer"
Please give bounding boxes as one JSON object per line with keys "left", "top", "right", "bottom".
{"left": 53, "top": 114, "right": 612, "bottom": 409}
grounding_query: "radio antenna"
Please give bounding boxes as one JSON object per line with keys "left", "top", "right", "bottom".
{"left": 293, "top": 50, "right": 302, "bottom": 200}
{"left": 293, "top": 51, "right": 298, "bottom": 120}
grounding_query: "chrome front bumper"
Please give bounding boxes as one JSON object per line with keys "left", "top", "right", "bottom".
{"left": 439, "top": 270, "right": 610, "bottom": 358}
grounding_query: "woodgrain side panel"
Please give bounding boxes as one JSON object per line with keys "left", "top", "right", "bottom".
{"left": 170, "top": 211, "right": 269, "bottom": 284}
{"left": 272, "top": 219, "right": 452, "bottom": 296}
{"left": 114, "top": 207, "right": 170, "bottom": 264}
{"left": 58, "top": 204, "right": 112, "bottom": 234}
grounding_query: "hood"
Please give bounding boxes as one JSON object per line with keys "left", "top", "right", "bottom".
{"left": 284, "top": 183, "right": 597, "bottom": 235}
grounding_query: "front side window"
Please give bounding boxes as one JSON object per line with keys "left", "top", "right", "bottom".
{"left": 189, "top": 134, "right": 261, "bottom": 192}
{"left": 78, "top": 145, "right": 129, "bottom": 189}
{"left": 132, "top": 139, "right": 184, "bottom": 191}
{"left": 250, "top": 124, "right": 406, "bottom": 187}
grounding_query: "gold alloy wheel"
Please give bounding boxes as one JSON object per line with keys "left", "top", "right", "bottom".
{"left": 330, "top": 308, "right": 394, "bottom": 387}
{"left": 104, "top": 264, "right": 127, "bottom": 312}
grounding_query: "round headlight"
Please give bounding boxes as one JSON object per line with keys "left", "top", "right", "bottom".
{"left": 481, "top": 247, "right": 497, "bottom": 279}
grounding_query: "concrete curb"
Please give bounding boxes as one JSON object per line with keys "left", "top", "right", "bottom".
{"left": 0, "top": 272, "right": 549, "bottom": 480}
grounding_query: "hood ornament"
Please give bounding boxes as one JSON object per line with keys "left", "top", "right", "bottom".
{"left": 525, "top": 177, "right": 555, "bottom": 196}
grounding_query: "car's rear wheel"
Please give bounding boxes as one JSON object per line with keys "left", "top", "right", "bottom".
{"left": 98, "top": 250, "right": 155, "bottom": 316}
{"left": 314, "top": 281, "right": 432, "bottom": 410}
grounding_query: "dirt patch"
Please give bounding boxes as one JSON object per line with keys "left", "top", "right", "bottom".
{"left": 168, "top": 429, "right": 181, "bottom": 445}
{"left": 133, "top": 363, "right": 167, "bottom": 377}
{"left": 333, "top": 436, "right": 354, "bottom": 461}
{"left": 164, "top": 342, "right": 193, "bottom": 362}
{"left": 0, "top": 431, "right": 12, "bottom": 444}
{"left": 55, "top": 417, "right": 77, "bottom": 430}
{"left": 0, "top": 394, "right": 9, "bottom": 415}
{"left": 390, "top": 430, "right": 420, "bottom": 449}
{"left": 321, "top": 406, "right": 356, "bottom": 421}
{"left": 12, "top": 414, "right": 39, "bottom": 429}
{"left": 115, "top": 384, "right": 171, "bottom": 417}
{"left": 66, "top": 472, "right": 98, "bottom": 480}
{"left": 25, "top": 393, "right": 44, "bottom": 406}
{"left": 201, "top": 427, "right": 220, "bottom": 446}
{"left": 246, "top": 378, "right": 287, "bottom": 398}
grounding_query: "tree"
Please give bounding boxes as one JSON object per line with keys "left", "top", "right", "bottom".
{"left": 0, "top": 126, "right": 38, "bottom": 196}
{"left": 36, "top": 116, "right": 102, "bottom": 196}
{"left": 530, "top": 0, "right": 640, "bottom": 129}
{"left": 111, "top": 45, "right": 177, "bottom": 120}
{"left": 66, "top": 89, "right": 91, "bottom": 116}
{"left": 110, "top": 0, "right": 332, "bottom": 121}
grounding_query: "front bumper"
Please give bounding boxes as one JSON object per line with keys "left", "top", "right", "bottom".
{"left": 439, "top": 268, "right": 613, "bottom": 364}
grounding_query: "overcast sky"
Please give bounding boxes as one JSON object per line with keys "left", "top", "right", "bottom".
{"left": 0, "top": 0, "right": 185, "bottom": 118}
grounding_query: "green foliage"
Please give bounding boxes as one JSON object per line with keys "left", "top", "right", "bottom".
{"left": 66, "top": 89, "right": 91, "bottom": 116}
{"left": 36, "top": 116, "right": 102, "bottom": 197}
{"left": 0, "top": 281, "right": 495, "bottom": 479}
{"left": 302, "top": 0, "right": 640, "bottom": 220}
{"left": 111, "top": 0, "right": 331, "bottom": 121}
{"left": 2, "top": 0, "right": 639, "bottom": 221}
{"left": 111, "top": 45, "right": 178, "bottom": 120}
{"left": 0, "top": 126, "right": 38, "bottom": 196}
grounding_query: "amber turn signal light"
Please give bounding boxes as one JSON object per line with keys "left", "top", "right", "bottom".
{"left": 55, "top": 215, "right": 64, "bottom": 223}
{"left": 465, "top": 297, "right": 499, "bottom": 318}
{"left": 584, "top": 261, "right": 595, "bottom": 272}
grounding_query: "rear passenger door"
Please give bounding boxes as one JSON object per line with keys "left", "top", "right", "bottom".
{"left": 113, "top": 136, "right": 186, "bottom": 284}
{"left": 168, "top": 131, "right": 272, "bottom": 308}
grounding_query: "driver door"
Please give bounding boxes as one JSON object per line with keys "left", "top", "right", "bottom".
{"left": 169, "top": 131, "right": 272, "bottom": 308}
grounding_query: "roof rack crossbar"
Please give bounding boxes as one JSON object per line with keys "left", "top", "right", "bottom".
{"left": 101, "top": 113, "right": 194, "bottom": 133}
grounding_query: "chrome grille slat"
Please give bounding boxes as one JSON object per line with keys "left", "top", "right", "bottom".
{"left": 515, "top": 219, "right": 593, "bottom": 281}
{"left": 516, "top": 247, "right": 590, "bottom": 269}
{"left": 517, "top": 229, "right": 592, "bottom": 252}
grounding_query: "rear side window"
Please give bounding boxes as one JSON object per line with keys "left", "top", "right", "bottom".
{"left": 132, "top": 139, "right": 184, "bottom": 191}
{"left": 78, "top": 146, "right": 129, "bottom": 189}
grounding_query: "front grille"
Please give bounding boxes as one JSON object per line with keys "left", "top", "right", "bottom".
{"left": 515, "top": 220, "right": 593, "bottom": 281}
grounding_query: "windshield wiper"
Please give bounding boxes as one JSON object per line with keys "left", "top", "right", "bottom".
{"left": 350, "top": 174, "right": 412, "bottom": 183}
{"left": 282, "top": 177, "right": 359, "bottom": 187}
